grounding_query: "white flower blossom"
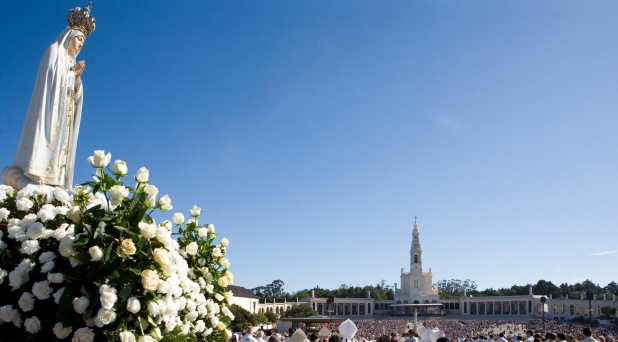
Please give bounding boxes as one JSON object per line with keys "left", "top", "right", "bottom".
{"left": 73, "top": 327, "right": 95, "bottom": 341}
{"left": 126, "top": 296, "right": 141, "bottom": 314}
{"left": 89, "top": 246, "right": 103, "bottom": 261}
{"left": 32, "top": 280, "right": 52, "bottom": 300}
{"left": 158, "top": 195, "right": 172, "bottom": 211}
{"left": 48, "top": 272, "right": 64, "bottom": 283}
{"left": 20, "top": 240, "right": 40, "bottom": 255}
{"left": 99, "top": 284, "right": 118, "bottom": 310}
{"left": 139, "top": 222, "right": 157, "bottom": 240}
{"left": 24, "top": 316, "right": 41, "bottom": 334}
{"left": 52, "top": 322, "right": 72, "bottom": 339}
{"left": 185, "top": 242, "right": 198, "bottom": 256}
{"left": 119, "top": 331, "right": 137, "bottom": 342}
{"left": 73, "top": 296, "right": 90, "bottom": 314}
{"left": 172, "top": 212, "right": 184, "bottom": 225}
{"left": 190, "top": 205, "right": 201, "bottom": 217}
{"left": 112, "top": 160, "right": 128, "bottom": 176}
{"left": 110, "top": 185, "right": 130, "bottom": 206}
{"left": 143, "top": 184, "right": 158, "bottom": 207}
{"left": 18, "top": 292, "right": 35, "bottom": 312}
{"left": 135, "top": 167, "right": 149, "bottom": 183}
{"left": 15, "top": 197, "right": 34, "bottom": 211}
{"left": 88, "top": 150, "right": 111, "bottom": 168}
{"left": 0, "top": 207, "right": 10, "bottom": 222}
{"left": 94, "top": 308, "right": 117, "bottom": 327}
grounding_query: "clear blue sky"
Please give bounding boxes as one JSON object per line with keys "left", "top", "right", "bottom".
{"left": 1, "top": 1, "right": 617, "bottom": 295}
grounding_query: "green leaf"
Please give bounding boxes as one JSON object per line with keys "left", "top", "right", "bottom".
{"left": 118, "top": 283, "right": 133, "bottom": 300}
{"left": 104, "top": 243, "right": 114, "bottom": 263}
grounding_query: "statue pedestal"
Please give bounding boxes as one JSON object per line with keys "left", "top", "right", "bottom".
{"left": 2, "top": 166, "right": 36, "bottom": 190}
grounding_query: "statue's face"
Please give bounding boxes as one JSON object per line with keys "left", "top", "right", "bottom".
{"left": 68, "top": 34, "right": 85, "bottom": 57}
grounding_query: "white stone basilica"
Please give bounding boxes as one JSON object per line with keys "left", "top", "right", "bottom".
{"left": 240, "top": 220, "right": 618, "bottom": 320}
{"left": 394, "top": 220, "right": 439, "bottom": 304}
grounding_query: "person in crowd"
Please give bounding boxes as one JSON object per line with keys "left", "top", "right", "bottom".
{"left": 581, "top": 328, "right": 599, "bottom": 342}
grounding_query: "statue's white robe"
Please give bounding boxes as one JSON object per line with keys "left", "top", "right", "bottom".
{"left": 12, "top": 28, "right": 84, "bottom": 189}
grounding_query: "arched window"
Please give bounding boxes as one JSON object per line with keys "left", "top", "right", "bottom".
{"left": 414, "top": 280, "right": 418, "bottom": 289}
{"left": 414, "top": 255, "right": 418, "bottom": 263}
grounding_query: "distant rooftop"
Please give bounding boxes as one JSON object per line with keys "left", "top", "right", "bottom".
{"left": 229, "top": 285, "right": 257, "bottom": 299}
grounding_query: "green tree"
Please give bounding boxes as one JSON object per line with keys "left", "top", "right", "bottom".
{"left": 438, "top": 279, "right": 477, "bottom": 299}
{"left": 604, "top": 281, "right": 618, "bottom": 296}
{"left": 229, "top": 304, "right": 253, "bottom": 332}
{"left": 264, "top": 311, "right": 278, "bottom": 323}
{"left": 600, "top": 305, "right": 617, "bottom": 317}
{"left": 280, "top": 303, "right": 318, "bottom": 318}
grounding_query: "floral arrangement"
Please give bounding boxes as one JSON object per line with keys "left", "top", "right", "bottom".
{"left": 0, "top": 151, "right": 234, "bottom": 341}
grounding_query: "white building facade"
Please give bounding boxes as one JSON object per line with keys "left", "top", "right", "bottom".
{"left": 252, "top": 222, "right": 618, "bottom": 319}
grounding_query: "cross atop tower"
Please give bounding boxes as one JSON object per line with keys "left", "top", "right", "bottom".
{"left": 414, "top": 216, "right": 417, "bottom": 224}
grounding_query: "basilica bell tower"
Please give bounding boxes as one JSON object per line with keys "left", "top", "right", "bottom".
{"left": 394, "top": 218, "right": 439, "bottom": 304}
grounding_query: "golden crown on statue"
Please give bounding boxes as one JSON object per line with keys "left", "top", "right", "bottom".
{"left": 67, "top": 2, "right": 96, "bottom": 36}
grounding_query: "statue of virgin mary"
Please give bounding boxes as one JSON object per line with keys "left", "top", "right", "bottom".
{"left": 2, "top": 5, "right": 95, "bottom": 190}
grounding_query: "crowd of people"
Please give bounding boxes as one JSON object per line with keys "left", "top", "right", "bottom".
{"left": 233, "top": 319, "right": 618, "bottom": 342}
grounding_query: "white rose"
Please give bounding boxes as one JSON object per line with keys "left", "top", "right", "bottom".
{"left": 112, "top": 160, "right": 128, "bottom": 176}
{"left": 118, "top": 238, "right": 136, "bottom": 257}
{"left": 147, "top": 302, "right": 160, "bottom": 316}
{"left": 219, "top": 257, "right": 230, "bottom": 269}
{"left": 73, "top": 296, "right": 90, "bottom": 314}
{"left": 0, "top": 207, "right": 9, "bottom": 222}
{"left": 73, "top": 327, "right": 95, "bottom": 342}
{"left": 53, "top": 322, "right": 73, "bottom": 339}
{"left": 157, "top": 195, "right": 172, "bottom": 211}
{"left": 99, "top": 285, "right": 118, "bottom": 310}
{"left": 205, "top": 284, "right": 214, "bottom": 294}
{"left": 32, "top": 280, "right": 52, "bottom": 300}
{"left": 59, "top": 235, "right": 75, "bottom": 257}
{"left": 190, "top": 205, "right": 201, "bottom": 217}
{"left": 110, "top": 185, "right": 130, "bottom": 205}
{"left": 215, "top": 293, "right": 224, "bottom": 301}
{"left": 150, "top": 327, "right": 163, "bottom": 341}
{"left": 67, "top": 206, "right": 82, "bottom": 223}
{"left": 89, "top": 246, "right": 103, "bottom": 261}
{"left": 94, "top": 308, "right": 117, "bottom": 327}
{"left": 18, "top": 292, "right": 35, "bottom": 312}
{"left": 0, "top": 305, "right": 17, "bottom": 323}
{"left": 143, "top": 184, "right": 158, "bottom": 207}
{"left": 211, "top": 247, "right": 222, "bottom": 257}
{"left": 119, "top": 331, "right": 137, "bottom": 342}
{"left": 20, "top": 240, "right": 40, "bottom": 255}
{"left": 38, "top": 205, "right": 56, "bottom": 222}
{"left": 135, "top": 167, "right": 149, "bottom": 183}
{"left": 53, "top": 187, "right": 71, "bottom": 204}
{"left": 16, "top": 197, "right": 34, "bottom": 211}
{"left": 41, "top": 261, "right": 55, "bottom": 273}
{"left": 218, "top": 276, "right": 230, "bottom": 288}
{"left": 53, "top": 287, "right": 65, "bottom": 304}
{"left": 172, "top": 213, "right": 184, "bottom": 225}
{"left": 221, "top": 237, "right": 229, "bottom": 247}
{"left": 138, "top": 222, "right": 157, "bottom": 240}
{"left": 87, "top": 150, "right": 111, "bottom": 168}
{"left": 207, "top": 223, "right": 215, "bottom": 233}
{"left": 38, "top": 251, "right": 56, "bottom": 263}
{"left": 185, "top": 242, "right": 198, "bottom": 256}
{"left": 222, "top": 305, "right": 235, "bottom": 319}
{"left": 152, "top": 248, "right": 170, "bottom": 266}
{"left": 24, "top": 316, "right": 41, "bottom": 334}
{"left": 47, "top": 272, "right": 64, "bottom": 283}
{"left": 141, "top": 269, "right": 159, "bottom": 291}
{"left": 126, "top": 296, "right": 141, "bottom": 314}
